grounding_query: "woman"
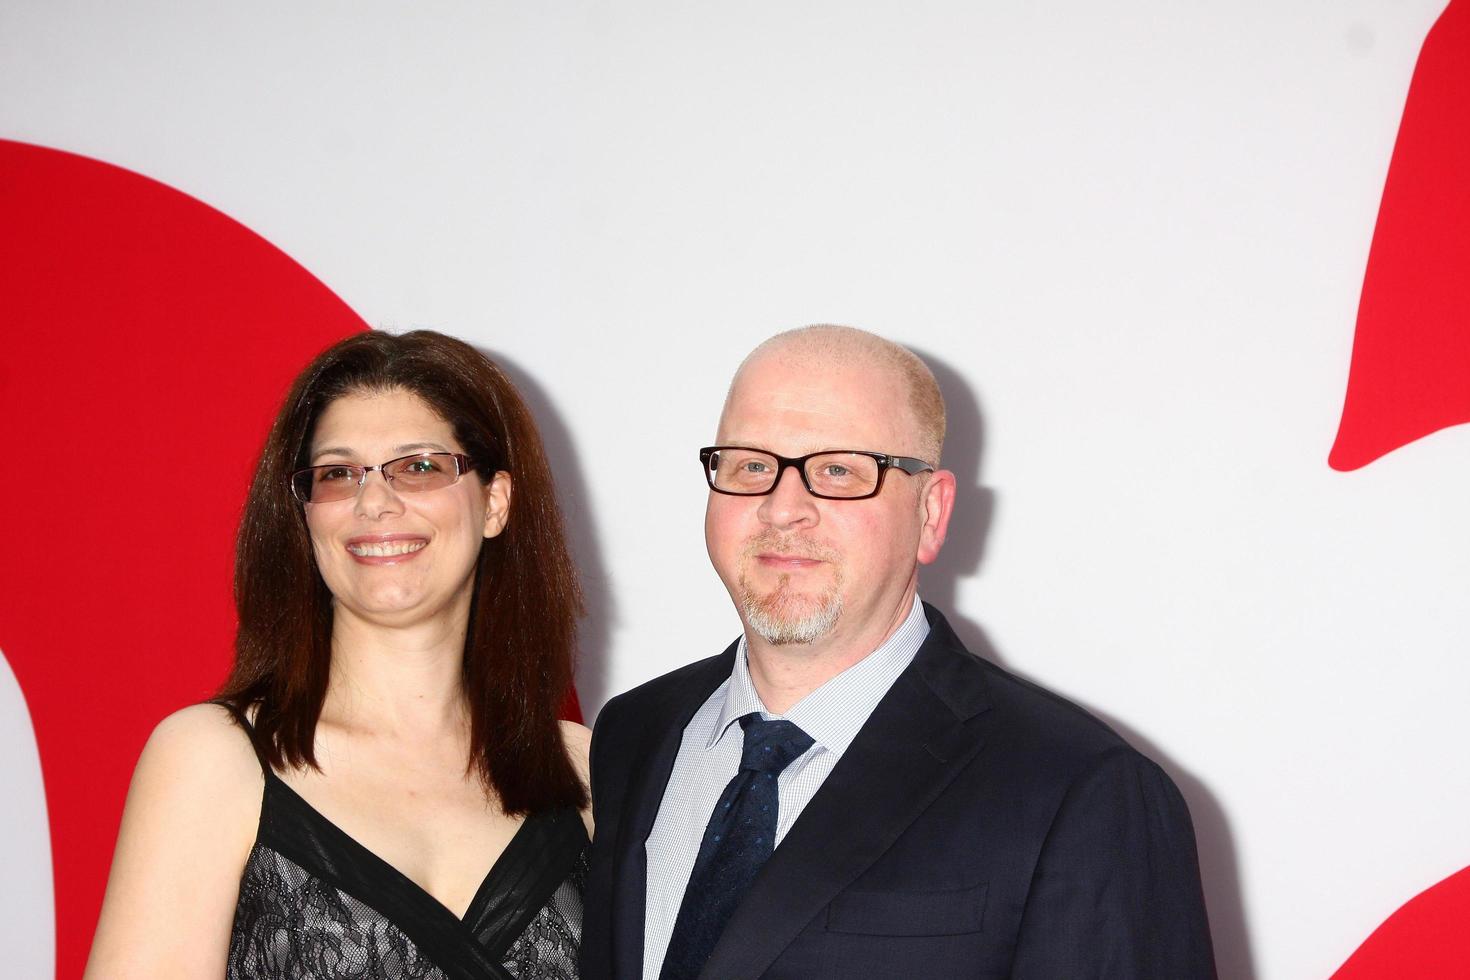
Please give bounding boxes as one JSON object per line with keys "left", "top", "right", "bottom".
{"left": 86, "top": 331, "right": 591, "bottom": 979}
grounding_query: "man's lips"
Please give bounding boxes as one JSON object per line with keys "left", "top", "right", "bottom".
{"left": 345, "top": 533, "right": 428, "bottom": 562}
{"left": 755, "top": 553, "right": 827, "bottom": 570}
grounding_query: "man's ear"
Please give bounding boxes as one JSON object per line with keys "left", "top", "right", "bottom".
{"left": 916, "top": 469, "right": 956, "bottom": 565}
{"left": 483, "top": 471, "right": 512, "bottom": 538}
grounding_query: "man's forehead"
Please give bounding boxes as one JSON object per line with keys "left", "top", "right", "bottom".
{"left": 717, "top": 354, "right": 914, "bottom": 449}
{"left": 730, "top": 347, "right": 907, "bottom": 396}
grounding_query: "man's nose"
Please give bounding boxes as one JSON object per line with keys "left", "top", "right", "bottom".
{"left": 756, "top": 465, "right": 818, "bottom": 530}
{"left": 353, "top": 469, "right": 405, "bottom": 520}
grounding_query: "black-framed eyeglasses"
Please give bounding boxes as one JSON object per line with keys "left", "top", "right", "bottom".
{"left": 699, "top": 446, "right": 934, "bottom": 500}
{"left": 289, "top": 452, "right": 472, "bottom": 504}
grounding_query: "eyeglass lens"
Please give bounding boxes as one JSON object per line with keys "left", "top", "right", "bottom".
{"left": 292, "top": 453, "right": 462, "bottom": 503}
{"left": 707, "top": 448, "right": 881, "bottom": 498}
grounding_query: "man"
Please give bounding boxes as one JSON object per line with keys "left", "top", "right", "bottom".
{"left": 581, "top": 325, "right": 1216, "bottom": 979}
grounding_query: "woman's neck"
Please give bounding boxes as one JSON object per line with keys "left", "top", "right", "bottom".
{"left": 322, "top": 605, "right": 471, "bottom": 738}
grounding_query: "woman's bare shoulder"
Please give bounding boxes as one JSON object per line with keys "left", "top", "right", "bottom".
{"left": 84, "top": 704, "right": 263, "bottom": 978}
{"left": 557, "top": 720, "right": 593, "bottom": 834}
{"left": 121, "top": 703, "right": 264, "bottom": 847}
{"left": 557, "top": 719, "right": 591, "bottom": 773}
{"left": 142, "top": 703, "right": 263, "bottom": 786}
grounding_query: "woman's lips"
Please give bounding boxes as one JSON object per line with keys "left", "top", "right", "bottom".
{"left": 345, "top": 534, "right": 428, "bottom": 564}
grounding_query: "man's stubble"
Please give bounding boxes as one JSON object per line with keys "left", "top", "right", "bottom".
{"left": 736, "top": 532, "right": 844, "bottom": 646}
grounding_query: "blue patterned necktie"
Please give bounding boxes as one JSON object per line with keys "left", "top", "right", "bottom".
{"left": 658, "top": 714, "right": 815, "bottom": 980}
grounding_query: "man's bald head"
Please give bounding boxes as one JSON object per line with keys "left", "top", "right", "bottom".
{"left": 725, "top": 324, "right": 946, "bottom": 465}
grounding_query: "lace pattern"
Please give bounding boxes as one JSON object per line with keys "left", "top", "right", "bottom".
{"left": 501, "top": 852, "right": 587, "bottom": 980}
{"left": 229, "top": 845, "right": 448, "bottom": 980}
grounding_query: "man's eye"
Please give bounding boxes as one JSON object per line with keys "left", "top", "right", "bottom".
{"left": 741, "top": 460, "right": 771, "bottom": 474}
{"left": 822, "top": 464, "right": 851, "bottom": 478}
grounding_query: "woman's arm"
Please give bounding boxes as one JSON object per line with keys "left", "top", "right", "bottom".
{"left": 84, "top": 703, "right": 263, "bottom": 979}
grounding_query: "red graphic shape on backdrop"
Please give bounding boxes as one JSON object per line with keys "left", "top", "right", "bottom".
{"left": 1328, "top": 0, "right": 1470, "bottom": 470}
{"left": 1327, "top": 0, "right": 1470, "bottom": 974}
{"left": 1334, "top": 866, "right": 1470, "bottom": 978}
{"left": 0, "top": 139, "right": 367, "bottom": 978}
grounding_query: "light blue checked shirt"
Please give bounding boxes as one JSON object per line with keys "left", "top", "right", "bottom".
{"left": 641, "top": 595, "right": 931, "bottom": 979}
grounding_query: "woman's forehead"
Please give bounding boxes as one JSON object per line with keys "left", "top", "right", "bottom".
{"left": 310, "top": 389, "right": 459, "bottom": 457}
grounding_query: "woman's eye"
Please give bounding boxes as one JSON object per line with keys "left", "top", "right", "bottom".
{"left": 319, "top": 466, "right": 355, "bottom": 483}
{"left": 405, "top": 458, "right": 438, "bottom": 474}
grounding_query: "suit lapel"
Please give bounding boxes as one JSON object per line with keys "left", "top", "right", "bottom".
{"left": 610, "top": 646, "right": 736, "bottom": 980}
{"left": 698, "top": 612, "right": 992, "bottom": 980}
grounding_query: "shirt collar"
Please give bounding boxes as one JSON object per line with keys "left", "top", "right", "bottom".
{"left": 706, "top": 594, "right": 931, "bottom": 759}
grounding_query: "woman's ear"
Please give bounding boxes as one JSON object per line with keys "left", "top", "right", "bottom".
{"left": 483, "top": 471, "right": 512, "bottom": 538}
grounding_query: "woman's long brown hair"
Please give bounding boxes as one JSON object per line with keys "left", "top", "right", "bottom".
{"left": 217, "top": 330, "right": 586, "bottom": 814}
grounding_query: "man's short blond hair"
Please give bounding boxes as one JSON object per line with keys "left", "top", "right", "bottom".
{"left": 736, "top": 324, "right": 946, "bottom": 465}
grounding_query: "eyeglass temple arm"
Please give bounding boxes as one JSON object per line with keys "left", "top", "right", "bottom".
{"left": 888, "top": 455, "right": 935, "bottom": 475}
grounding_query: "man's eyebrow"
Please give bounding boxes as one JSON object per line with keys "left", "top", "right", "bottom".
{"left": 719, "top": 443, "right": 851, "bottom": 456}
{"left": 308, "top": 442, "right": 453, "bottom": 463}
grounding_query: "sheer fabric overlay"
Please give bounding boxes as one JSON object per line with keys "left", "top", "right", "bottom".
{"left": 230, "top": 844, "right": 450, "bottom": 980}
{"left": 502, "top": 862, "right": 586, "bottom": 980}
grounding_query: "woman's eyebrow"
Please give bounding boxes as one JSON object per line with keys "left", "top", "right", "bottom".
{"left": 308, "top": 442, "right": 453, "bottom": 463}
{"left": 393, "top": 442, "right": 453, "bottom": 454}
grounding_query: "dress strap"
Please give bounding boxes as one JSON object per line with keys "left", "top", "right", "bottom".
{"left": 210, "top": 699, "right": 272, "bottom": 775}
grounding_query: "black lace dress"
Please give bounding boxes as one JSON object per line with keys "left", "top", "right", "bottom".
{"left": 223, "top": 714, "right": 587, "bottom": 980}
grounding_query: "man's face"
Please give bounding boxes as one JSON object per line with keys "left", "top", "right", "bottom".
{"left": 705, "top": 351, "right": 949, "bottom": 652}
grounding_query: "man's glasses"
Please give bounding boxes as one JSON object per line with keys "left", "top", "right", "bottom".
{"left": 699, "top": 446, "right": 934, "bottom": 500}
{"left": 289, "top": 452, "right": 472, "bottom": 504}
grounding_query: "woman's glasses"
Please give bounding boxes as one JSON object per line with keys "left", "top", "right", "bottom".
{"left": 289, "top": 452, "right": 472, "bottom": 503}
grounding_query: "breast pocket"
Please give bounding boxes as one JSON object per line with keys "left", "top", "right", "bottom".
{"left": 824, "top": 881, "right": 987, "bottom": 937}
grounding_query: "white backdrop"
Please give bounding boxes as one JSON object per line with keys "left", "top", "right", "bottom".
{"left": 3, "top": 2, "right": 1467, "bottom": 977}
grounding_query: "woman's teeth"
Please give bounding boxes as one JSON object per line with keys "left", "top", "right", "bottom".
{"left": 348, "top": 540, "right": 427, "bottom": 557}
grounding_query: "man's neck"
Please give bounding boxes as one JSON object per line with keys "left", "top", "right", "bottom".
{"left": 744, "top": 587, "right": 919, "bottom": 714}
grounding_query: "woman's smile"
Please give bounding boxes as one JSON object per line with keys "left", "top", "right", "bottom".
{"left": 345, "top": 534, "right": 430, "bottom": 563}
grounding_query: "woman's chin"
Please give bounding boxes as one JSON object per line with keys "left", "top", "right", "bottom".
{"left": 338, "top": 589, "right": 437, "bottom": 624}
{"left": 326, "top": 569, "right": 478, "bottom": 629}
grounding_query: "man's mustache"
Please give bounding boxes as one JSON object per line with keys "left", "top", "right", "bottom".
{"left": 742, "top": 532, "right": 840, "bottom": 563}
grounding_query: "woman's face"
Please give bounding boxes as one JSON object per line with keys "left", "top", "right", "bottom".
{"left": 303, "top": 388, "right": 510, "bottom": 631}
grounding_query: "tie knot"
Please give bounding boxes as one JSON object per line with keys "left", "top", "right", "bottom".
{"left": 738, "top": 715, "right": 814, "bottom": 775}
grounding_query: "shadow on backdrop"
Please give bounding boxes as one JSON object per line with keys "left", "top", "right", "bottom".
{"left": 915, "top": 348, "right": 1254, "bottom": 979}
{"left": 480, "top": 348, "right": 617, "bottom": 718}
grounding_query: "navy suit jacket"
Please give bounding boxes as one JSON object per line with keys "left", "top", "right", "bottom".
{"left": 580, "top": 605, "right": 1216, "bottom": 979}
